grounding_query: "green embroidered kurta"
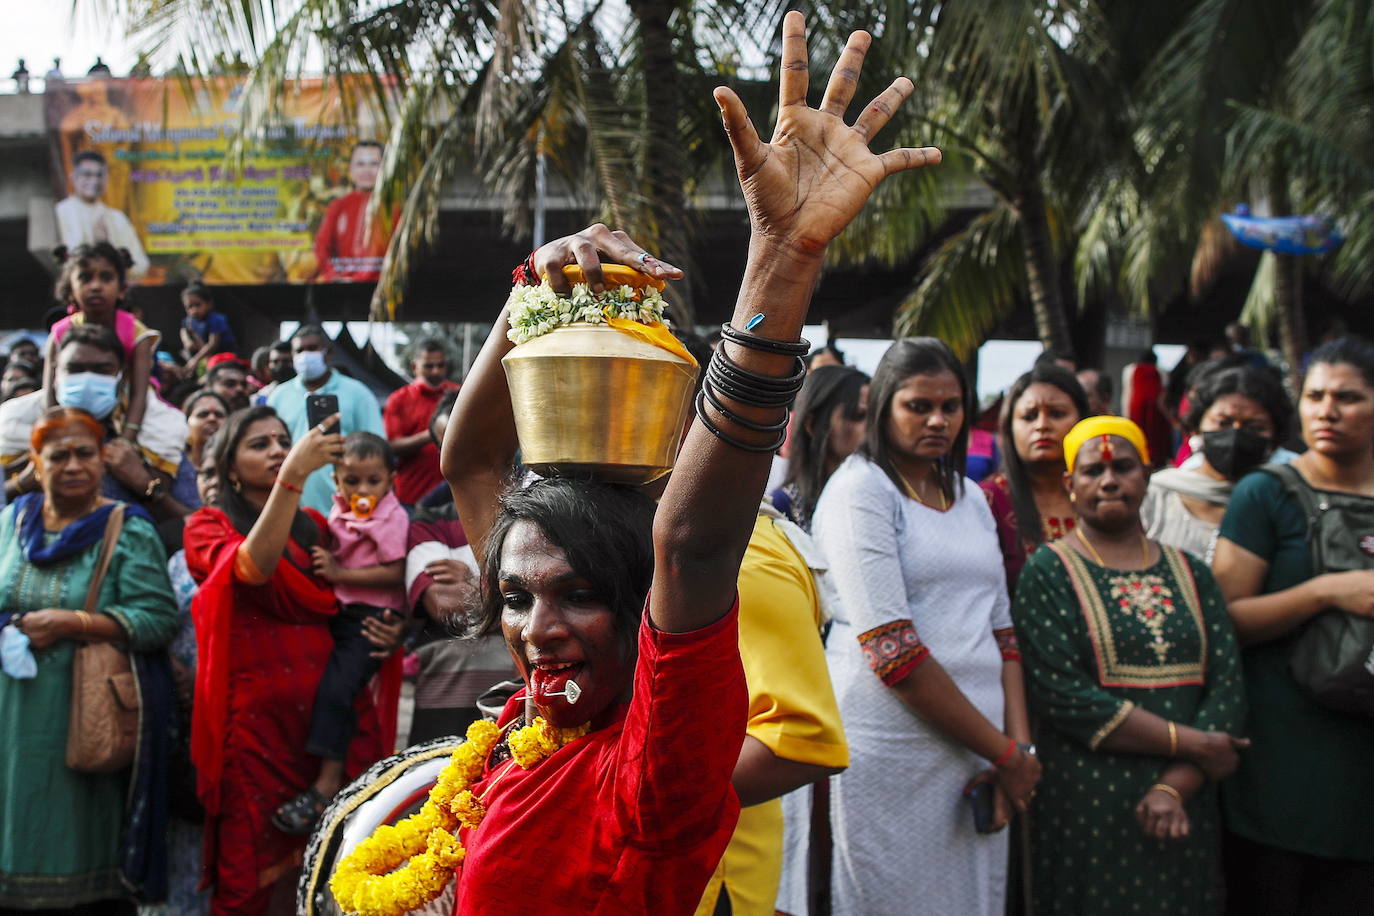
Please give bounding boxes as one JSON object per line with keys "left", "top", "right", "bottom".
{"left": 0, "top": 504, "right": 178, "bottom": 909}
{"left": 1012, "top": 542, "right": 1245, "bottom": 916}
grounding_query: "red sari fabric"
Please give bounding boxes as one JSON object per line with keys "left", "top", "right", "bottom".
{"left": 981, "top": 473, "right": 1076, "bottom": 594}
{"left": 1127, "top": 363, "right": 1172, "bottom": 468}
{"left": 454, "top": 603, "right": 747, "bottom": 915}
{"left": 185, "top": 508, "right": 398, "bottom": 914}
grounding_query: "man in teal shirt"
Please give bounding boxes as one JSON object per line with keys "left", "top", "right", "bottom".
{"left": 267, "top": 325, "right": 384, "bottom": 513}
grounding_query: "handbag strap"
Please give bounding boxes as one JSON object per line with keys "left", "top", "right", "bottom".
{"left": 82, "top": 503, "right": 127, "bottom": 617}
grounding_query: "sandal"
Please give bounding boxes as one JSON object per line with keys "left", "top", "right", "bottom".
{"left": 272, "top": 787, "right": 328, "bottom": 835}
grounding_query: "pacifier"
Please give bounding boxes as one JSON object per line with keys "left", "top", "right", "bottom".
{"left": 349, "top": 494, "right": 376, "bottom": 518}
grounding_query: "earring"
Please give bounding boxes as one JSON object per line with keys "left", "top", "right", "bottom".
{"left": 1069, "top": 492, "right": 1077, "bottom": 503}
{"left": 231, "top": 478, "right": 242, "bottom": 492}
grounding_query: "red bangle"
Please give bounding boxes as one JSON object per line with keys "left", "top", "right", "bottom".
{"left": 992, "top": 737, "right": 1017, "bottom": 768}
{"left": 277, "top": 478, "right": 302, "bottom": 495}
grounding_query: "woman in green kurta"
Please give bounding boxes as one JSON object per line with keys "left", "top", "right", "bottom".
{"left": 0, "top": 407, "right": 177, "bottom": 912}
{"left": 1012, "top": 417, "right": 1248, "bottom": 915}
{"left": 1213, "top": 337, "right": 1374, "bottom": 913}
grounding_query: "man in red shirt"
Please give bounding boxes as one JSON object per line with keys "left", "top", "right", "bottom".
{"left": 384, "top": 338, "right": 459, "bottom": 504}
{"left": 313, "top": 140, "right": 392, "bottom": 282}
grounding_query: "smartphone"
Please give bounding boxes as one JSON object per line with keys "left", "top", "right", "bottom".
{"left": 967, "top": 781, "right": 998, "bottom": 834}
{"left": 306, "top": 393, "right": 340, "bottom": 431}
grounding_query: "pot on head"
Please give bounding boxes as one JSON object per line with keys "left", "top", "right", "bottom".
{"left": 503, "top": 322, "right": 698, "bottom": 485}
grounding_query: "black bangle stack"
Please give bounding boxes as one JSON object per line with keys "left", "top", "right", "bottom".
{"left": 695, "top": 327, "right": 810, "bottom": 452}
{"left": 720, "top": 322, "right": 812, "bottom": 356}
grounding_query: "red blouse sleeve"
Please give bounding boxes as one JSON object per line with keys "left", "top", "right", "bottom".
{"left": 612, "top": 600, "right": 747, "bottom": 852}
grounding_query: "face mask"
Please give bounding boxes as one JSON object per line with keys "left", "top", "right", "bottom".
{"left": 293, "top": 351, "right": 327, "bottom": 382}
{"left": 271, "top": 364, "right": 296, "bottom": 383}
{"left": 57, "top": 371, "right": 121, "bottom": 419}
{"left": 349, "top": 493, "right": 376, "bottom": 518}
{"left": 1201, "top": 428, "right": 1271, "bottom": 480}
{"left": 0, "top": 624, "right": 36, "bottom": 680}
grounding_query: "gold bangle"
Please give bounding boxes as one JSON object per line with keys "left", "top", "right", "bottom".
{"left": 1167, "top": 720, "right": 1178, "bottom": 757}
{"left": 74, "top": 610, "right": 91, "bottom": 639}
{"left": 1150, "top": 783, "right": 1183, "bottom": 803}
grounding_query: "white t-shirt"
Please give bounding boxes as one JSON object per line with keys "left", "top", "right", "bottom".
{"left": 54, "top": 197, "right": 149, "bottom": 279}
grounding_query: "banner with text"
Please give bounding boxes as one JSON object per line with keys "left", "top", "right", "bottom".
{"left": 45, "top": 77, "right": 395, "bottom": 285}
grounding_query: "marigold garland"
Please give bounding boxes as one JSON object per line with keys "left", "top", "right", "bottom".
{"left": 330, "top": 716, "right": 588, "bottom": 916}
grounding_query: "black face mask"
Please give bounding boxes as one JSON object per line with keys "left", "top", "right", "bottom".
{"left": 1201, "top": 428, "right": 1271, "bottom": 480}
{"left": 271, "top": 364, "right": 296, "bottom": 383}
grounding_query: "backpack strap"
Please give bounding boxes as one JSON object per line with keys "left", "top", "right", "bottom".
{"left": 1259, "top": 464, "right": 1325, "bottom": 569}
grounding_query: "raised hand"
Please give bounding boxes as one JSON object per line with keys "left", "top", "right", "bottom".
{"left": 714, "top": 11, "right": 940, "bottom": 256}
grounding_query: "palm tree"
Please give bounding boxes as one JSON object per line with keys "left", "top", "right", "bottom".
{"left": 823, "top": 0, "right": 1129, "bottom": 359}
{"left": 102, "top": 0, "right": 790, "bottom": 324}
{"left": 1089, "top": 0, "right": 1373, "bottom": 388}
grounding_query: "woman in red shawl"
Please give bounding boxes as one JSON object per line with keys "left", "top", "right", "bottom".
{"left": 1125, "top": 349, "right": 1173, "bottom": 469}
{"left": 185, "top": 405, "right": 400, "bottom": 914}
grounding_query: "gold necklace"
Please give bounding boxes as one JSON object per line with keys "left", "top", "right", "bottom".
{"left": 898, "top": 471, "right": 948, "bottom": 511}
{"left": 1075, "top": 526, "right": 1150, "bottom": 568}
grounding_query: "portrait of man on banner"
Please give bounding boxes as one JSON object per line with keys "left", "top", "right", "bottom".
{"left": 313, "top": 140, "right": 396, "bottom": 283}
{"left": 54, "top": 150, "right": 150, "bottom": 280}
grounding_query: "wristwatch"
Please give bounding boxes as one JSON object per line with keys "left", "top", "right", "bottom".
{"left": 140, "top": 476, "right": 166, "bottom": 504}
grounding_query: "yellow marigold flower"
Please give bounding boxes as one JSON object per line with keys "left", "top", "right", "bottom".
{"left": 450, "top": 789, "right": 487, "bottom": 829}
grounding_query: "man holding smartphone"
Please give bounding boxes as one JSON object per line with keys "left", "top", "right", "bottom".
{"left": 267, "top": 324, "right": 384, "bottom": 513}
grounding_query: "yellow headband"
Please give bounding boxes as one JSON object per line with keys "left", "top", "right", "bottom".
{"left": 1063, "top": 416, "right": 1150, "bottom": 471}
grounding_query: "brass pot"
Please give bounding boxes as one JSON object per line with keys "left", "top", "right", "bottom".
{"left": 502, "top": 323, "right": 699, "bottom": 484}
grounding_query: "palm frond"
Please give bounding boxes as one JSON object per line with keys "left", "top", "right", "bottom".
{"left": 1238, "top": 250, "right": 1278, "bottom": 343}
{"left": 894, "top": 204, "right": 1024, "bottom": 359}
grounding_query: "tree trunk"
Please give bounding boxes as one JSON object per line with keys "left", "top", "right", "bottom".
{"left": 1269, "top": 173, "right": 1306, "bottom": 395}
{"left": 1016, "top": 183, "right": 1074, "bottom": 358}
{"left": 1274, "top": 252, "right": 1305, "bottom": 395}
{"left": 626, "top": 0, "right": 695, "bottom": 328}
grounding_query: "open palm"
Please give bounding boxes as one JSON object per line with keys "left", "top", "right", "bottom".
{"left": 715, "top": 13, "right": 940, "bottom": 255}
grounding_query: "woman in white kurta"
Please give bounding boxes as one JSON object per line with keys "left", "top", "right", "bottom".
{"left": 814, "top": 338, "right": 1040, "bottom": 916}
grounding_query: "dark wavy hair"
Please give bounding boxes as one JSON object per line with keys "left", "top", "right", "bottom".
{"left": 1184, "top": 365, "right": 1293, "bottom": 443}
{"left": 182, "top": 388, "right": 229, "bottom": 417}
{"left": 55, "top": 242, "right": 131, "bottom": 305}
{"left": 57, "top": 323, "right": 124, "bottom": 367}
{"left": 209, "top": 405, "right": 319, "bottom": 550}
{"left": 471, "top": 478, "right": 657, "bottom": 640}
{"left": 859, "top": 337, "right": 970, "bottom": 502}
{"left": 998, "top": 364, "right": 1088, "bottom": 547}
{"left": 1307, "top": 335, "right": 1374, "bottom": 389}
{"left": 782, "top": 365, "right": 869, "bottom": 524}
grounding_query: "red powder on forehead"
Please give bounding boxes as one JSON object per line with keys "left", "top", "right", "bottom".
{"left": 1099, "top": 434, "right": 1113, "bottom": 460}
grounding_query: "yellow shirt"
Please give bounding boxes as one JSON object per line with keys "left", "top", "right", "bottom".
{"left": 696, "top": 514, "right": 848, "bottom": 916}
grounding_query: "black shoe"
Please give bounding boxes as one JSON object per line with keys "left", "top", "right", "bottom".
{"left": 272, "top": 787, "right": 328, "bottom": 835}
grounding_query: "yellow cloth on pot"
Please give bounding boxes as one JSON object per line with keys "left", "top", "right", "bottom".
{"left": 606, "top": 318, "right": 698, "bottom": 367}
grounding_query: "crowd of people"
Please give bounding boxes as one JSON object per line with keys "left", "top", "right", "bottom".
{"left": 0, "top": 14, "right": 1372, "bottom": 916}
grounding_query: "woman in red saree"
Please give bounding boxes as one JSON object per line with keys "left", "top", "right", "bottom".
{"left": 185, "top": 405, "right": 400, "bottom": 915}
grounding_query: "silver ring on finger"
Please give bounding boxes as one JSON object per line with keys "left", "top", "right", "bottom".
{"left": 636, "top": 251, "right": 651, "bottom": 266}
{"left": 316, "top": 423, "right": 329, "bottom": 434}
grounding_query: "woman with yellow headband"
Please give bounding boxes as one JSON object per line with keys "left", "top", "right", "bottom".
{"left": 1010, "top": 415, "right": 1248, "bottom": 914}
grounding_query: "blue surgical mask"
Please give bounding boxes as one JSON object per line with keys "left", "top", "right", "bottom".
{"left": 293, "top": 351, "right": 328, "bottom": 382}
{"left": 57, "top": 371, "right": 121, "bottom": 419}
